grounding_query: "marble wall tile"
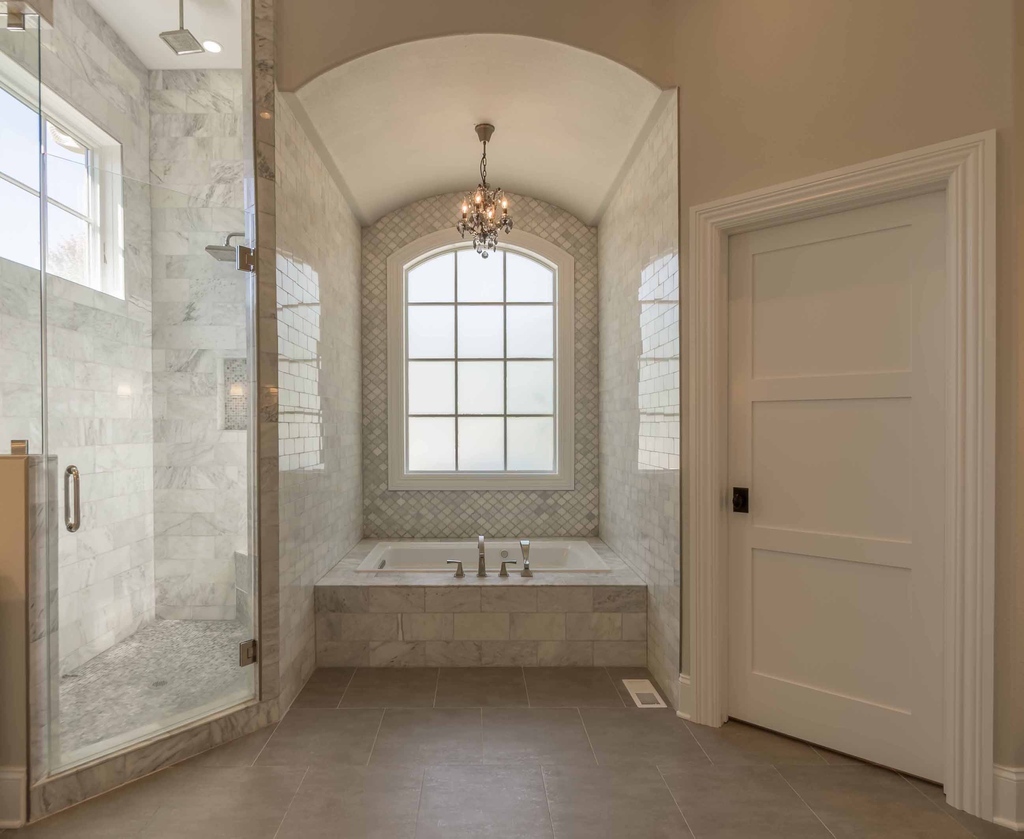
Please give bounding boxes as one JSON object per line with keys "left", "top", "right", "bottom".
{"left": 149, "top": 68, "right": 249, "bottom": 621}
{"left": 598, "top": 94, "right": 681, "bottom": 706}
{"left": 273, "top": 93, "right": 362, "bottom": 707}
{"left": 361, "top": 193, "right": 599, "bottom": 538}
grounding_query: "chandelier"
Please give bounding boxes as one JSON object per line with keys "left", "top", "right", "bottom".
{"left": 456, "top": 123, "right": 513, "bottom": 258}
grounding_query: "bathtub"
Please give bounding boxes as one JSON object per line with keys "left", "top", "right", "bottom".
{"left": 356, "top": 540, "right": 610, "bottom": 573}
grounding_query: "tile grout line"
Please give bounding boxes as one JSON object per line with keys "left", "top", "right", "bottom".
{"left": 680, "top": 721, "right": 714, "bottom": 766}
{"left": 412, "top": 766, "right": 427, "bottom": 834}
{"left": 335, "top": 667, "right": 357, "bottom": 709}
{"left": 250, "top": 721, "right": 280, "bottom": 767}
{"left": 521, "top": 666, "right": 531, "bottom": 708}
{"left": 773, "top": 765, "right": 839, "bottom": 839}
{"left": 897, "top": 772, "right": 980, "bottom": 838}
{"left": 271, "top": 764, "right": 310, "bottom": 839}
{"left": 431, "top": 667, "right": 440, "bottom": 708}
{"left": 809, "top": 745, "right": 831, "bottom": 765}
{"left": 656, "top": 764, "right": 698, "bottom": 838}
{"left": 539, "top": 763, "right": 558, "bottom": 838}
{"left": 576, "top": 706, "right": 599, "bottom": 766}
{"left": 364, "top": 709, "right": 387, "bottom": 766}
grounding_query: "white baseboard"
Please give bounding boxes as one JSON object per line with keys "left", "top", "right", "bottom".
{"left": 676, "top": 673, "right": 693, "bottom": 721}
{"left": 0, "top": 766, "right": 26, "bottom": 829}
{"left": 994, "top": 765, "right": 1024, "bottom": 831}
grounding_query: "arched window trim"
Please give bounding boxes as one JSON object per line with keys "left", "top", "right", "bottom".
{"left": 386, "top": 227, "right": 575, "bottom": 490}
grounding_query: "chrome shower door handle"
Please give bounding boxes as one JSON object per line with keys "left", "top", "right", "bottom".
{"left": 64, "top": 465, "right": 81, "bottom": 532}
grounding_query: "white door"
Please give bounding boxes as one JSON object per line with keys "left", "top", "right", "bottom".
{"left": 727, "top": 190, "right": 947, "bottom": 781}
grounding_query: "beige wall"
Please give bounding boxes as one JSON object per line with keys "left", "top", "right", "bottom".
{"left": 275, "top": 0, "right": 1020, "bottom": 766}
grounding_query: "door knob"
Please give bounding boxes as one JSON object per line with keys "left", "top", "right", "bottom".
{"left": 732, "top": 487, "right": 749, "bottom": 514}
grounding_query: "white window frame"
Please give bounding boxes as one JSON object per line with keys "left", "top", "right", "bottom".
{"left": 387, "top": 228, "right": 575, "bottom": 491}
{"left": 0, "top": 52, "right": 124, "bottom": 298}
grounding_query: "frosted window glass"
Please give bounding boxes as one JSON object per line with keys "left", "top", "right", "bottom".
{"left": 408, "top": 306, "right": 454, "bottom": 358}
{"left": 507, "top": 417, "right": 554, "bottom": 471}
{"left": 507, "top": 361, "right": 553, "bottom": 414}
{"left": 458, "top": 361, "right": 503, "bottom": 414}
{"left": 507, "top": 305, "right": 553, "bottom": 358}
{"left": 408, "top": 361, "right": 454, "bottom": 414}
{"left": 506, "top": 252, "right": 553, "bottom": 302}
{"left": 457, "top": 248, "right": 503, "bottom": 302}
{"left": 0, "top": 178, "right": 41, "bottom": 269}
{"left": 0, "top": 86, "right": 40, "bottom": 191}
{"left": 408, "top": 252, "right": 454, "bottom": 302}
{"left": 409, "top": 417, "right": 455, "bottom": 470}
{"left": 47, "top": 204, "right": 88, "bottom": 286}
{"left": 457, "top": 305, "right": 503, "bottom": 358}
{"left": 458, "top": 417, "right": 504, "bottom": 471}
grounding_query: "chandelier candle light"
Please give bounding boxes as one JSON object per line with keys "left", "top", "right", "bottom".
{"left": 456, "top": 123, "right": 513, "bottom": 258}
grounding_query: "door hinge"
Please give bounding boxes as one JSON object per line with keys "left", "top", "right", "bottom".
{"left": 239, "top": 639, "right": 258, "bottom": 667}
{"left": 235, "top": 245, "right": 255, "bottom": 272}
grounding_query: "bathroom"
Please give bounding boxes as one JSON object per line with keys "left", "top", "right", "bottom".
{"left": 0, "top": 0, "right": 1017, "bottom": 836}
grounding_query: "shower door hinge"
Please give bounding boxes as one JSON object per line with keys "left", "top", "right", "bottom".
{"left": 239, "top": 639, "right": 258, "bottom": 667}
{"left": 235, "top": 245, "right": 255, "bottom": 273}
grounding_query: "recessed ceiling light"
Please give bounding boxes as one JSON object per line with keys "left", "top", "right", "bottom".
{"left": 202, "top": 40, "right": 222, "bottom": 53}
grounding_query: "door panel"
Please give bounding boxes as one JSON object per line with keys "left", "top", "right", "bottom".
{"left": 728, "top": 191, "right": 947, "bottom": 781}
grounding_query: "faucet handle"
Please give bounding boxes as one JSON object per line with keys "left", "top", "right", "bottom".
{"left": 499, "top": 557, "right": 518, "bottom": 578}
{"left": 446, "top": 558, "right": 465, "bottom": 578}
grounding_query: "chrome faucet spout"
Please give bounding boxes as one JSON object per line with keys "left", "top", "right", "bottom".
{"left": 520, "top": 539, "right": 532, "bottom": 577}
{"left": 477, "top": 535, "right": 487, "bottom": 577}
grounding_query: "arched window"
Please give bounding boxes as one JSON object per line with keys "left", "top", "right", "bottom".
{"left": 387, "top": 230, "right": 574, "bottom": 489}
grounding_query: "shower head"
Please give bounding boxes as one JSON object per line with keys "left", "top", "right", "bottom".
{"left": 205, "top": 233, "right": 246, "bottom": 263}
{"left": 160, "top": 0, "right": 204, "bottom": 56}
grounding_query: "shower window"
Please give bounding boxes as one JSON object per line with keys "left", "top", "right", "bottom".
{"left": 387, "top": 234, "right": 575, "bottom": 490}
{"left": 0, "top": 69, "right": 123, "bottom": 298}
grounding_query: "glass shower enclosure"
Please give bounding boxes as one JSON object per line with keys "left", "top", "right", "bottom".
{"left": 0, "top": 1, "right": 259, "bottom": 778}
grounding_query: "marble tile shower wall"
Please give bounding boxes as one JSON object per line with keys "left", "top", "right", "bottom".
{"left": 275, "top": 95, "right": 363, "bottom": 700}
{"left": 598, "top": 97, "right": 681, "bottom": 706}
{"left": 149, "top": 69, "right": 248, "bottom": 621}
{"left": 0, "top": 0, "right": 157, "bottom": 675}
{"left": 362, "top": 193, "right": 599, "bottom": 538}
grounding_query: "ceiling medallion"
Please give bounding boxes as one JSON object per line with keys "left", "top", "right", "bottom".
{"left": 456, "top": 123, "right": 513, "bottom": 258}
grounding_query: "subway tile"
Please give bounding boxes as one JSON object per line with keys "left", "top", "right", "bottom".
{"left": 592, "top": 587, "right": 646, "bottom": 613}
{"left": 480, "top": 641, "right": 539, "bottom": 667}
{"left": 425, "top": 641, "right": 483, "bottom": 667}
{"left": 536, "top": 642, "right": 594, "bottom": 667}
{"left": 510, "top": 612, "right": 566, "bottom": 641}
{"left": 368, "top": 641, "right": 426, "bottom": 667}
{"left": 366, "top": 587, "right": 425, "bottom": 613}
{"left": 339, "top": 613, "right": 400, "bottom": 641}
{"left": 453, "top": 613, "right": 510, "bottom": 641}
{"left": 401, "top": 612, "right": 453, "bottom": 641}
{"left": 536, "top": 587, "right": 593, "bottom": 613}
{"left": 480, "top": 587, "right": 537, "bottom": 613}
{"left": 592, "top": 642, "right": 646, "bottom": 667}
{"left": 565, "top": 613, "right": 622, "bottom": 641}
{"left": 425, "top": 588, "right": 481, "bottom": 613}
{"left": 621, "top": 612, "right": 647, "bottom": 641}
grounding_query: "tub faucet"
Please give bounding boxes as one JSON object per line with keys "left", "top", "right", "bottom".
{"left": 477, "top": 534, "right": 487, "bottom": 577}
{"left": 520, "top": 539, "right": 533, "bottom": 577}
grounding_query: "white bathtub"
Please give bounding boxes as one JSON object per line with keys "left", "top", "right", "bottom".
{"left": 356, "top": 540, "right": 610, "bottom": 573}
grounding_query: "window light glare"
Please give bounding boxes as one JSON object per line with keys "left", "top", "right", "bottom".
{"left": 202, "top": 40, "right": 222, "bottom": 53}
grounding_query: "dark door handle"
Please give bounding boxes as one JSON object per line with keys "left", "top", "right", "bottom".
{"left": 732, "top": 487, "right": 749, "bottom": 514}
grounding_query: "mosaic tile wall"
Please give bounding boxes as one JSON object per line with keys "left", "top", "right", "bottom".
{"left": 275, "top": 94, "right": 363, "bottom": 702}
{"left": 362, "top": 193, "right": 598, "bottom": 538}
{"left": 149, "top": 68, "right": 249, "bottom": 621}
{"left": 598, "top": 95, "right": 681, "bottom": 706}
{"left": 0, "top": 0, "right": 158, "bottom": 676}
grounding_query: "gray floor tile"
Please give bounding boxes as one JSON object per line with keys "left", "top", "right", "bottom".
{"left": 605, "top": 666, "right": 671, "bottom": 707}
{"left": 435, "top": 667, "right": 529, "bottom": 707}
{"left": 416, "top": 764, "right": 553, "bottom": 838}
{"left": 812, "top": 745, "right": 868, "bottom": 765}
{"left": 187, "top": 724, "right": 278, "bottom": 768}
{"left": 661, "top": 764, "right": 831, "bottom": 838}
{"left": 685, "top": 720, "right": 826, "bottom": 765}
{"left": 275, "top": 765, "right": 423, "bottom": 838}
{"left": 141, "top": 766, "right": 305, "bottom": 839}
{"left": 255, "top": 708, "right": 383, "bottom": 767}
{"left": 580, "top": 708, "right": 709, "bottom": 769}
{"left": 291, "top": 668, "right": 356, "bottom": 709}
{"left": 369, "top": 709, "right": 482, "bottom": 766}
{"left": 778, "top": 764, "right": 975, "bottom": 838}
{"left": 524, "top": 667, "right": 625, "bottom": 708}
{"left": 903, "top": 775, "right": 1020, "bottom": 838}
{"left": 340, "top": 668, "right": 439, "bottom": 708}
{"left": 482, "top": 708, "right": 597, "bottom": 765}
{"left": 543, "top": 764, "right": 692, "bottom": 838}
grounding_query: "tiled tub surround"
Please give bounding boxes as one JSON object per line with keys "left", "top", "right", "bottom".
{"left": 150, "top": 68, "right": 249, "bottom": 621}
{"left": 315, "top": 540, "right": 646, "bottom": 668}
{"left": 598, "top": 94, "right": 681, "bottom": 705}
{"left": 362, "top": 192, "right": 598, "bottom": 539}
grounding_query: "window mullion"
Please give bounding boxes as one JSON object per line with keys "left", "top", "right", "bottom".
{"left": 453, "top": 254, "right": 459, "bottom": 472}
{"left": 503, "top": 249, "right": 508, "bottom": 472}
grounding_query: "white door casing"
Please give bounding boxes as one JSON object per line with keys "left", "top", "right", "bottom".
{"left": 727, "top": 192, "right": 947, "bottom": 781}
{"left": 687, "top": 132, "right": 996, "bottom": 818}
